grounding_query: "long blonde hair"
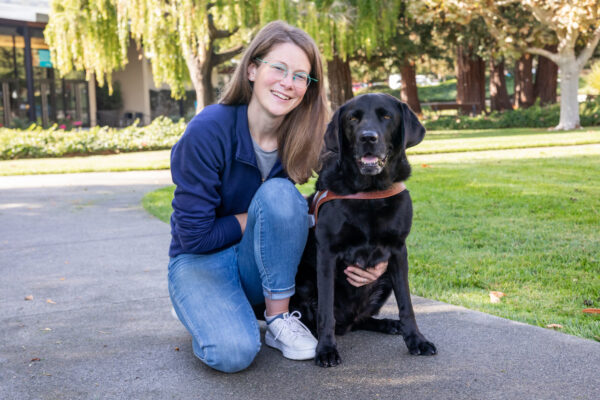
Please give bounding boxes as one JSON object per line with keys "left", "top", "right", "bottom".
{"left": 220, "top": 21, "right": 329, "bottom": 184}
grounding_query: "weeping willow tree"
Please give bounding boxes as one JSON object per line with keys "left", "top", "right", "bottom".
{"left": 45, "top": 0, "right": 262, "bottom": 112}
{"left": 299, "top": 0, "right": 401, "bottom": 109}
{"left": 45, "top": 0, "right": 400, "bottom": 112}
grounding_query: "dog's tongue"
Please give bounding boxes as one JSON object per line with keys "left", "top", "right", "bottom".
{"left": 361, "top": 156, "right": 379, "bottom": 163}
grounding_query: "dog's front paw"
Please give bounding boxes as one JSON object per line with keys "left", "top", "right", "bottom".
{"left": 315, "top": 344, "right": 342, "bottom": 367}
{"left": 405, "top": 333, "right": 437, "bottom": 356}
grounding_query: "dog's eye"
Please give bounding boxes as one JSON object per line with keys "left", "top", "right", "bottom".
{"left": 383, "top": 115, "right": 391, "bottom": 120}
{"left": 349, "top": 116, "right": 358, "bottom": 122}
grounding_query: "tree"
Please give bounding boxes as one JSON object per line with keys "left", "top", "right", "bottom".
{"left": 458, "top": 0, "right": 600, "bottom": 130}
{"left": 301, "top": 0, "right": 401, "bottom": 110}
{"left": 522, "top": 0, "right": 600, "bottom": 129}
{"left": 418, "top": 1, "right": 494, "bottom": 115}
{"left": 489, "top": 57, "right": 513, "bottom": 111}
{"left": 46, "top": 0, "right": 403, "bottom": 113}
{"left": 514, "top": 53, "right": 535, "bottom": 108}
{"left": 533, "top": 45, "right": 558, "bottom": 106}
{"left": 45, "top": 0, "right": 264, "bottom": 112}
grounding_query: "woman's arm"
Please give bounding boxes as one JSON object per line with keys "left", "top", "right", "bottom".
{"left": 170, "top": 118, "right": 243, "bottom": 253}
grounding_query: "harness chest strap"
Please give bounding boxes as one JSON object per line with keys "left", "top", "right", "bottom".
{"left": 309, "top": 181, "right": 407, "bottom": 226}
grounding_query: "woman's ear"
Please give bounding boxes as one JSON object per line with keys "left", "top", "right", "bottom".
{"left": 248, "top": 63, "right": 257, "bottom": 82}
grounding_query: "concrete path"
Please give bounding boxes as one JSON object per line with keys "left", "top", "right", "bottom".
{"left": 1, "top": 171, "right": 598, "bottom": 400}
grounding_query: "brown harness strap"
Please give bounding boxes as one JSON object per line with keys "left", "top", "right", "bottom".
{"left": 309, "top": 182, "right": 407, "bottom": 226}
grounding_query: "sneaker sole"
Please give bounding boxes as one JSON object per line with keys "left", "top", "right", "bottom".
{"left": 265, "top": 331, "right": 316, "bottom": 361}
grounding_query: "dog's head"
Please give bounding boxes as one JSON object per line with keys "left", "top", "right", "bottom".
{"left": 324, "top": 93, "right": 425, "bottom": 176}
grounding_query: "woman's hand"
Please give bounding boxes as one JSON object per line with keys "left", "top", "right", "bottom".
{"left": 344, "top": 261, "right": 388, "bottom": 287}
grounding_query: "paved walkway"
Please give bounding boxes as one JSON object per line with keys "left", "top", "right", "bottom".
{"left": 1, "top": 171, "right": 598, "bottom": 400}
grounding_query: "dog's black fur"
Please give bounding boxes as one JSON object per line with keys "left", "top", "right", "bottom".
{"left": 290, "top": 93, "right": 437, "bottom": 367}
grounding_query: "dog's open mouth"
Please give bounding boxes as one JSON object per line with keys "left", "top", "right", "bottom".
{"left": 357, "top": 155, "right": 387, "bottom": 174}
{"left": 358, "top": 155, "right": 386, "bottom": 168}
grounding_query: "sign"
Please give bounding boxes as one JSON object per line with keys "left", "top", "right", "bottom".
{"left": 37, "top": 49, "right": 52, "bottom": 68}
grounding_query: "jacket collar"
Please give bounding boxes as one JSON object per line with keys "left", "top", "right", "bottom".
{"left": 235, "top": 104, "right": 284, "bottom": 178}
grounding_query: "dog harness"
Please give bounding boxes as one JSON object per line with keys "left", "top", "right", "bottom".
{"left": 308, "top": 182, "right": 407, "bottom": 227}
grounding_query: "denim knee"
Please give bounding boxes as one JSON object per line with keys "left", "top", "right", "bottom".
{"left": 196, "top": 333, "right": 261, "bottom": 373}
{"left": 254, "top": 178, "right": 308, "bottom": 223}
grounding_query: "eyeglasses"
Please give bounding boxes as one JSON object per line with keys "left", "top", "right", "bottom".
{"left": 254, "top": 57, "right": 318, "bottom": 89}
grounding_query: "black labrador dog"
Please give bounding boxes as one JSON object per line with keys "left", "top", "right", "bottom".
{"left": 290, "top": 93, "right": 437, "bottom": 367}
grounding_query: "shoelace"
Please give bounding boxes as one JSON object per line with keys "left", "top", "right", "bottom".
{"left": 272, "top": 311, "right": 312, "bottom": 341}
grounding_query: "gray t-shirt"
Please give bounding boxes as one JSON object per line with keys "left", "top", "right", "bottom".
{"left": 251, "top": 137, "right": 278, "bottom": 181}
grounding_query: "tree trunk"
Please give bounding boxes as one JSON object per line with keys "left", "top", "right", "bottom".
{"left": 186, "top": 12, "right": 243, "bottom": 114}
{"left": 514, "top": 53, "right": 535, "bottom": 108}
{"left": 399, "top": 60, "right": 422, "bottom": 114}
{"left": 555, "top": 55, "right": 581, "bottom": 130}
{"left": 489, "top": 58, "right": 512, "bottom": 112}
{"left": 186, "top": 47, "right": 213, "bottom": 114}
{"left": 327, "top": 54, "right": 353, "bottom": 111}
{"left": 533, "top": 45, "right": 558, "bottom": 106}
{"left": 456, "top": 45, "right": 485, "bottom": 115}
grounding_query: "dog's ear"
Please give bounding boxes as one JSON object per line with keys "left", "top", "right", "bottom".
{"left": 396, "top": 101, "right": 425, "bottom": 149}
{"left": 323, "top": 105, "right": 346, "bottom": 165}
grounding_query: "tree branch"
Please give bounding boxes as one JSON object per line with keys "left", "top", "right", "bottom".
{"left": 208, "top": 13, "right": 239, "bottom": 40}
{"left": 577, "top": 24, "right": 600, "bottom": 70}
{"left": 214, "top": 44, "right": 244, "bottom": 66}
{"left": 527, "top": 46, "right": 560, "bottom": 64}
{"left": 525, "top": 2, "right": 555, "bottom": 30}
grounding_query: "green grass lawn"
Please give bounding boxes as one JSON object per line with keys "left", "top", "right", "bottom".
{"left": 142, "top": 150, "right": 600, "bottom": 342}
{"left": 0, "top": 149, "right": 171, "bottom": 176}
{"left": 407, "top": 155, "right": 599, "bottom": 341}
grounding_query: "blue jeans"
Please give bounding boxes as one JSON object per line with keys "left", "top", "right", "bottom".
{"left": 168, "top": 178, "right": 309, "bottom": 373}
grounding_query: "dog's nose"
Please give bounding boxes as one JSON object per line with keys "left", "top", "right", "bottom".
{"left": 359, "top": 130, "right": 378, "bottom": 144}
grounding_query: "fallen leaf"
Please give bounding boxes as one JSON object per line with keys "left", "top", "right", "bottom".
{"left": 59, "top": 277, "right": 65, "bottom": 281}
{"left": 421, "top": 164, "right": 431, "bottom": 168}
{"left": 582, "top": 308, "right": 600, "bottom": 314}
{"left": 489, "top": 291, "right": 506, "bottom": 303}
{"left": 31, "top": 358, "right": 41, "bottom": 362}
{"left": 46, "top": 299, "right": 56, "bottom": 304}
{"left": 175, "top": 347, "right": 180, "bottom": 351}
{"left": 40, "top": 328, "right": 52, "bottom": 332}
{"left": 546, "top": 324, "right": 563, "bottom": 329}
{"left": 24, "top": 295, "right": 33, "bottom": 301}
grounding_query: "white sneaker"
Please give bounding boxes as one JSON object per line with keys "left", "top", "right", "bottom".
{"left": 265, "top": 311, "right": 317, "bottom": 360}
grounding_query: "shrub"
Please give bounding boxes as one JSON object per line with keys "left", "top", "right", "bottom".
{"left": 423, "top": 99, "right": 600, "bottom": 130}
{"left": 0, "top": 116, "right": 186, "bottom": 160}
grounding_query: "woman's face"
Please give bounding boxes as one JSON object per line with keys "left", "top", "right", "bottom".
{"left": 247, "top": 42, "right": 312, "bottom": 120}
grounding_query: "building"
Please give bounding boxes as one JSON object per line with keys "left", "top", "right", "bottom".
{"left": 0, "top": 0, "right": 195, "bottom": 128}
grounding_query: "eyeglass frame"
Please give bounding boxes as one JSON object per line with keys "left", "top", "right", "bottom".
{"left": 253, "top": 57, "right": 318, "bottom": 88}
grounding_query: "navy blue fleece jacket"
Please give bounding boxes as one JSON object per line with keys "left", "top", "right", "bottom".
{"left": 169, "top": 104, "right": 286, "bottom": 257}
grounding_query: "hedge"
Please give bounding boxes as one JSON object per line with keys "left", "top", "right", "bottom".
{"left": 0, "top": 116, "right": 186, "bottom": 160}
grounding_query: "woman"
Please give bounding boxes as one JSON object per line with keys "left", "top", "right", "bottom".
{"left": 168, "top": 20, "right": 384, "bottom": 373}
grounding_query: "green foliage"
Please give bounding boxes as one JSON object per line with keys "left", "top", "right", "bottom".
{"left": 0, "top": 116, "right": 185, "bottom": 160}
{"left": 44, "top": 0, "right": 128, "bottom": 89}
{"left": 45, "top": 0, "right": 402, "bottom": 100}
{"left": 423, "top": 99, "right": 600, "bottom": 130}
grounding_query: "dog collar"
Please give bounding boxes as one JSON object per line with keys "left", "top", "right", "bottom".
{"left": 308, "top": 182, "right": 407, "bottom": 227}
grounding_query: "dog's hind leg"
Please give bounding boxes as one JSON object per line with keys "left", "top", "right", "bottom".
{"left": 352, "top": 317, "right": 403, "bottom": 334}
